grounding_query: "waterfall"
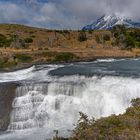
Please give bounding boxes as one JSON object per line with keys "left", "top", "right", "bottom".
{"left": 1, "top": 59, "right": 140, "bottom": 139}
{"left": 6, "top": 75, "right": 140, "bottom": 139}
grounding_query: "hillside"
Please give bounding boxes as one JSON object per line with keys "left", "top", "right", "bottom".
{"left": 0, "top": 24, "right": 140, "bottom": 70}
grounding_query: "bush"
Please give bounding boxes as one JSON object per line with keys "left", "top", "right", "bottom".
{"left": 54, "top": 52, "right": 77, "bottom": 62}
{"left": 1, "top": 61, "right": 17, "bottom": 69}
{"left": 125, "top": 35, "right": 135, "bottom": 50}
{"left": 103, "top": 34, "right": 111, "bottom": 41}
{"left": 63, "top": 30, "right": 70, "bottom": 34}
{"left": 88, "top": 30, "right": 93, "bottom": 34}
{"left": 31, "top": 35, "right": 36, "bottom": 38}
{"left": 126, "top": 30, "right": 140, "bottom": 48}
{"left": 131, "top": 98, "right": 140, "bottom": 107}
{"left": 95, "top": 34, "right": 101, "bottom": 43}
{"left": 24, "top": 37, "right": 33, "bottom": 43}
{"left": 14, "top": 54, "right": 32, "bottom": 63}
{"left": 78, "top": 31, "right": 87, "bottom": 42}
{"left": 111, "top": 25, "right": 140, "bottom": 49}
{"left": 111, "top": 25, "right": 126, "bottom": 37}
{"left": 0, "top": 34, "right": 11, "bottom": 47}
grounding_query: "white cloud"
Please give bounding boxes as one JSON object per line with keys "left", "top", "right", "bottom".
{"left": 0, "top": 0, "right": 139, "bottom": 29}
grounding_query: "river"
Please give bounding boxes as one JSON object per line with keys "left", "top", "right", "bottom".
{"left": 0, "top": 58, "right": 140, "bottom": 140}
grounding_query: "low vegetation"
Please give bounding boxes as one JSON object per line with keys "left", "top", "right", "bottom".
{"left": 78, "top": 31, "right": 87, "bottom": 42}
{"left": 41, "top": 52, "right": 79, "bottom": 62}
{"left": 14, "top": 54, "right": 32, "bottom": 63}
{"left": 112, "top": 25, "right": 140, "bottom": 50}
{"left": 53, "top": 98, "right": 140, "bottom": 140}
{"left": 0, "top": 34, "right": 11, "bottom": 48}
{"left": 0, "top": 33, "right": 34, "bottom": 49}
{"left": 54, "top": 52, "right": 79, "bottom": 62}
{"left": 24, "top": 37, "right": 33, "bottom": 43}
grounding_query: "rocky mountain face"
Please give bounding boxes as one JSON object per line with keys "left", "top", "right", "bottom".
{"left": 83, "top": 14, "right": 140, "bottom": 30}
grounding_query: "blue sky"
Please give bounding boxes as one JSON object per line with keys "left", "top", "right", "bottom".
{"left": 0, "top": 0, "right": 139, "bottom": 29}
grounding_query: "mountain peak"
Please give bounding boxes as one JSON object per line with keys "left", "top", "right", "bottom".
{"left": 83, "top": 14, "right": 140, "bottom": 30}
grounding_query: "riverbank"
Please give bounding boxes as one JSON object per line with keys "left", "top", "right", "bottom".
{"left": 0, "top": 49, "right": 139, "bottom": 72}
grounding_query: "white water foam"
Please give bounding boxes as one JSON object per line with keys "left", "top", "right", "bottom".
{"left": 0, "top": 66, "right": 35, "bottom": 83}
{"left": 1, "top": 75, "right": 140, "bottom": 140}
{"left": 95, "top": 58, "right": 116, "bottom": 62}
{"left": 95, "top": 58, "right": 140, "bottom": 63}
{"left": 0, "top": 65, "right": 63, "bottom": 83}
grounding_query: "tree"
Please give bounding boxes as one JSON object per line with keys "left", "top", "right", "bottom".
{"left": 111, "top": 25, "right": 127, "bottom": 47}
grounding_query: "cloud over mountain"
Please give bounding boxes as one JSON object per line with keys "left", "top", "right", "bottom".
{"left": 0, "top": 0, "right": 139, "bottom": 29}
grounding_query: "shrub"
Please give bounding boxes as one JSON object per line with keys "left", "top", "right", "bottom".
{"left": 125, "top": 35, "right": 135, "bottom": 50}
{"left": 0, "top": 34, "right": 11, "bottom": 47}
{"left": 14, "top": 54, "right": 32, "bottom": 63}
{"left": 111, "top": 25, "right": 126, "bottom": 37}
{"left": 111, "top": 25, "right": 140, "bottom": 49}
{"left": 24, "top": 37, "right": 33, "bottom": 43}
{"left": 78, "top": 31, "right": 87, "bottom": 42}
{"left": 54, "top": 52, "right": 77, "bottom": 62}
{"left": 125, "top": 30, "right": 140, "bottom": 48}
{"left": 95, "top": 34, "right": 101, "bottom": 43}
{"left": 31, "top": 35, "right": 36, "bottom": 38}
{"left": 131, "top": 98, "right": 140, "bottom": 107}
{"left": 54, "top": 30, "right": 64, "bottom": 34}
{"left": 0, "top": 58, "right": 17, "bottom": 69}
{"left": 38, "top": 48, "right": 43, "bottom": 51}
{"left": 2, "top": 61, "right": 17, "bottom": 69}
{"left": 29, "top": 31, "right": 34, "bottom": 34}
{"left": 63, "top": 30, "right": 70, "bottom": 34}
{"left": 88, "top": 30, "right": 93, "bottom": 34}
{"left": 103, "top": 34, "right": 111, "bottom": 41}
{"left": 44, "top": 48, "right": 48, "bottom": 50}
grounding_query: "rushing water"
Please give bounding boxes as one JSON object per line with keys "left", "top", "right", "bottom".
{"left": 1, "top": 58, "right": 140, "bottom": 140}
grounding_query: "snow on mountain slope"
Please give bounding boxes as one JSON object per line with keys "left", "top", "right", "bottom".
{"left": 83, "top": 14, "right": 140, "bottom": 30}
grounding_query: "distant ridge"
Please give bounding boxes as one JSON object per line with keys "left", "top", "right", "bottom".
{"left": 83, "top": 14, "right": 140, "bottom": 30}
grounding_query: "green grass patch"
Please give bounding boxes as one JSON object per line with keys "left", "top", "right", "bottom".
{"left": 0, "top": 61, "right": 17, "bottom": 69}
{"left": 40, "top": 51, "right": 78, "bottom": 62}
{"left": 54, "top": 52, "right": 78, "bottom": 62}
{"left": 14, "top": 54, "right": 32, "bottom": 63}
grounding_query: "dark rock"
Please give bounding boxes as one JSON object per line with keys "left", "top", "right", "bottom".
{"left": 0, "top": 83, "right": 18, "bottom": 131}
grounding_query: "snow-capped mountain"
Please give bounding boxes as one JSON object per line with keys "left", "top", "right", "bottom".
{"left": 83, "top": 14, "right": 140, "bottom": 30}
